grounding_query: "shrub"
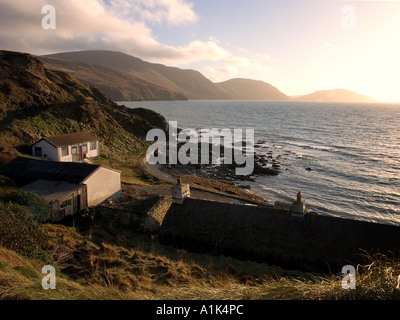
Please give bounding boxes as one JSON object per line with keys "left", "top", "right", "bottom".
{"left": 0, "top": 154, "right": 14, "bottom": 167}
{"left": 0, "top": 81, "right": 11, "bottom": 95}
{"left": 0, "top": 202, "right": 47, "bottom": 260}
{"left": 0, "top": 175, "right": 17, "bottom": 188}
{"left": 12, "top": 190, "right": 52, "bottom": 223}
{"left": 0, "top": 189, "right": 52, "bottom": 223}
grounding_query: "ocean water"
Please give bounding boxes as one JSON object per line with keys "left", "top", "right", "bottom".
{"left": 120, "top": 100, "right": 400, "bottom": 226}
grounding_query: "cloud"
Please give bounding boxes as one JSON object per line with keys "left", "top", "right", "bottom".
{"left": 0, "top": 0, "right": 195, "bottom": 50}
{"left": 105, "top": 0, "right": 198, "bottom": 25}
{"left": 202, "top": 54, "right": 271, "bottom": 83}
{"left": 0, "top": 0, "right": 271, "bottom": 81}
{"left": 0, "top": 0, "right": 212, "bottom": 60}
{"left": 0, "top": 0, "right": 158, "bottom": 52}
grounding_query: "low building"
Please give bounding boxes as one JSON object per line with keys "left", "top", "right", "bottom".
{"left": 1, "top": 157, "right": 121, "bottom": 221}
{"left": 31, "top": 132, "right": 99, "bottom": 163}
{"left": 22, "top": 180, "right": 87, "bottom": 222}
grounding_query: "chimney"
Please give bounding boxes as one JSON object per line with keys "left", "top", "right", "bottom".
{"left": 289, "top": 191, "right": 307, "bottom": 217}
{"left": 171, "top": 178, "right": 191, "bottom": 204}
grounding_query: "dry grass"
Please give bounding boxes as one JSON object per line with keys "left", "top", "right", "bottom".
{"left": 1, "top": 222, "right": 399, "bottom": 300}
{"left": 92, "top": 145, "right": 163, "bottom": 187}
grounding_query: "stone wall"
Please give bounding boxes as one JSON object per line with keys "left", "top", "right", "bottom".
{"left": 159, "top": 198, "right": 400, "bottom": 272}
{"left": 141, "top": 196, "right": 172, "bottom": 233}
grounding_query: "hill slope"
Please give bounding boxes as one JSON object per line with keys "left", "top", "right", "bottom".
{"left": 0, "top": 50, "right": 167, "bottom": 161}
{"left": 39, "top": 51, "right": 379, "bottom": 103}
{"left": 215, "top": 78, "right": 288, "bottom": 100}
{"left": 39, "top": 56, "right": 188, "bottom": 101}
{"left": 294, "top": 89, "right": 375, "bottom": 103}
{"left": 42, "top": 50, "right": 230, "bottom": 100}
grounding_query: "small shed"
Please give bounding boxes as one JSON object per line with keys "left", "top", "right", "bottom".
{"left": 1, "top": 157, "right": 121, "bottom": 221}
{"left": 22, "top": 180, "right": 87, "bottom": 222}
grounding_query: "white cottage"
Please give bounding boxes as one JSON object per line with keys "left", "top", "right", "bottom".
{"left": 32, "top": 132, "right": 99, "bottom": 163}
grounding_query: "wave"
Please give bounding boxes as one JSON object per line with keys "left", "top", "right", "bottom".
{"left": 280, "top": 140, "right": 367, "bottom": 160}
{"left": 123, "top": 100, "right": 400, "bottom": 226}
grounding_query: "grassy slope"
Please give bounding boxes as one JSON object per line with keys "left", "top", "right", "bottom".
{"left": 1, "top": 221, "right": 400, "bottom": 300}
{"left": 42, "top": 50, "right": 231, "bottom": 100}
{"left": 39, "top": 56, "right": 188, "bottom": 101}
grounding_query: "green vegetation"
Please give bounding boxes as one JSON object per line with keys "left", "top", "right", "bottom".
{"left": 0, "top": 176, "right": 52, "bottom": 223}
{"left": 0, "top": 178, "right": 50, "bottom": 261}
{"left": 0, "top": 203, "right": 47, "bottom": 261}
{"left": 0, "top": 81, "right": 11, "bottom": 95}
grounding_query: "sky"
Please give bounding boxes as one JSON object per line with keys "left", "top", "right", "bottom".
{"left": 0, "top": 0, "right": 399, "bottom": 102}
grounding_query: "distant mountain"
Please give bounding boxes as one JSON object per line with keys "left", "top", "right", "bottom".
{"left": 39, "top": 50, "right": 376, "bottom": 103}
{"left": 39, "top": 55, "right": 188, "bottom": 101}
{"left": 215, "top": 78, "right": 288, "bottom": 100}
{"left": 40, "top": 51, "right": 289, "bottom": 101}
{"left": 41, "top": 50, "right": 230, "bottom": 100}
{"left": 294, "top": 89, "right": 375, "bottom": 103}
{"left": 0, "top": 50, "right": 168, "bottom": 159}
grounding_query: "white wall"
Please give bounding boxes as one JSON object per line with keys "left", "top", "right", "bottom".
{"left": 59, "top": 141, "right": 99, "bottom": 162}
{"left": 32, "top": 140, "right": 59, "bottom": 161}
{"left": 86, "top": 141, "right": 100, "bottom": 158}
{"left": 32, "top": 140, "right": 100, "bottom": 163}
{"left": 83, "top": 167, "right": 121, "bottom": 207}
{"left": 59, "top": 146, "right": 72, "bottom": 162}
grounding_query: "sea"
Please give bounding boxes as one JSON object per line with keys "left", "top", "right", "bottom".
{"left": 119, "top": 100, "right": 400, "bottom": 226}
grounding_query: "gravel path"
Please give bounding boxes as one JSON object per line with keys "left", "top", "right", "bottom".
{"left": 139, "top": 157, "right": 268, "bottom": 205}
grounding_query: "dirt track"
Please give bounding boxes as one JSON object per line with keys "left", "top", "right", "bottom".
{"left": 137, "top": 157, "right": 268, "bottom": 204}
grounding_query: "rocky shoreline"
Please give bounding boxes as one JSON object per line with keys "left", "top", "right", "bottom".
{"left": 138, "top": 139, "right": 294, "bottom": 205}
{"left": 161, "top": 140, "right": 285, "bottom": 190}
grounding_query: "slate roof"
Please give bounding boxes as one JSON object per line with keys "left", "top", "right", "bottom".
{"left": 22, "top": 180, "right": 85, "bottom": 202}
{"left": 0, "top": 157, "right": 100, "bottom": 186}
{"left": 33, "top": 132, "right": 98, "bottom": 148}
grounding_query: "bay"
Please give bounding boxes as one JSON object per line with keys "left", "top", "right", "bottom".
{"left": 120, "top": 100, "right": 400, "bottom": 226}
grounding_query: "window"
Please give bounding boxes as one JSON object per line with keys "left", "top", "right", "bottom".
{"left": 90, "top": 141, "right": 97, "bottom": 151}
{"left": 61, "top": 146, "right": 69, "bottom": 157}
{"left": 34, "top": 147, "right": 42, "bottom": 157}
{"left": 71, "top": 146, "right": 78, "bottom": 155}
{"left": 60, "top": 199, "right": 72, "bottom": 209}
{"left": 82, "top": 144, "right": 87, "bottom": 153}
